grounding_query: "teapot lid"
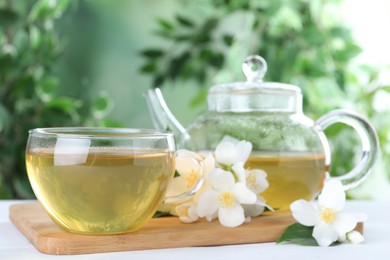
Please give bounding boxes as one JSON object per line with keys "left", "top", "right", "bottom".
{"left": 208, "top": 55, "right": 302, "bottom": 112}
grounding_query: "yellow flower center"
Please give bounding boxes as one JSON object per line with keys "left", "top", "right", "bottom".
{"left": 246, "top": 173, "right": 257, "bottom": 189}
{"left": 218, "top": 191, "right": 236, "bottom": 208}
{"left": 185, "top": 170, "right": 198, "bottom": 189}
{"left": 320, "top": 207, "right": 336, "bottom": 223}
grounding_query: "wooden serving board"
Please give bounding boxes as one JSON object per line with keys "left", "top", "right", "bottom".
{"left": 9, "top": 202, "right": 363, "bottom": 255}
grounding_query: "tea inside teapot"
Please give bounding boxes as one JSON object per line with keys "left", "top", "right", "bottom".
{"left": 245, "top": 151, "right": 326, "bottom": 209}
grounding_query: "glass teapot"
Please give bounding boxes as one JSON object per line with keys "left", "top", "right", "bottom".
{"left": 145, "top": 55, "right": 379, "bottom": 209}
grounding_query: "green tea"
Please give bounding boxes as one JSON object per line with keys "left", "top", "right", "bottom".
{"left": 245, "top": 152, "right": 327, "bottom": 210}
{"left": 26, "top": 148, "right": 175, "bottom": 234}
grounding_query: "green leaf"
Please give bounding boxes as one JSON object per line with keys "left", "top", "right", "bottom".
{"left": 0, "top": 9, "right": 18, "bottom": 27}
{"left": 174, "top": 170, "right": 180, "bottom": 177}
{"left": 168, "top": 51, "right": 191, "bottom": 80}
{"left": 277, "top": 223, "right": 318, "bottom": 246}
{"left": 36, "top": 77, "right": 58, "bottom": 102}
{"left": 12, "top": 30, "right": 29, "bottom": 53}
{"left": 54, "top": 0, "right": 72, "bottom": 15}
{"left": 181, "top": 63, "right": 196, "bottom": 79}
{"left": 380, "top": 85, "right": 390, "bottom": 93}
{"left": 175, "top": 15, "right": 194, "bottom": 28}
{"left": 333, "top": 42, "right": 362, "bottom": 62}
{"left": 47, "top": 97, "right": 82, "bottom": 113}
{"left": 28, "top": 0, "right": 50, "bottom": 21}
{"left": 191, "top": 32, "right": 211, "bottom": 45}
{"left": 92, "top": 92, "right": 113, "bottom": 119}
{"left": 0, "top": 52, "right": 13, "bottom": 68}
{"left": 157, "top": 18, "right": 174, "bottom": 31}
{"left": 140, "top": 62, "right": 157, "bottom": 73}
{"left": 140, "top": 49, "right": 165, "bottom": 58}
{"left": 0, "top": 170, "right": 13, "bottom": 199}
{"left": 153, "top": 74, "right": 165, "bottom": 87}
{"left": 174, "top": 34, "right": 192, "bottom": 42}
{"left": 209, "top": 52, "right": 225, "bottom": 69}
{"left": 153, "top": 211, "right": 172, "bottom": 218}
{"left": 330, "top": 26, "right": 352, "bottom": 39}
{"left": 195, "top": 69, "right": 206, "bottom": 84}
{"left": 13, "top": 175, "right": 34, "bottom": 199}
{"left": 99, "top": 118, "right": 125, "bottom": 128}
{"left": 199, "top": 48, "right": 213, "bottom": 60}
{"left": 29, "top": 26, "right": 41, "bottom": 49}
{"left": 222, "top": 34, "right": 234, "bottom": 46}
{"left": 190, "top": 88, "right": 207, "bottom": 107}
{"left": 29, "top": 0, "right": 71, "bottom": 23}
{"left": 0, "top": 103, "right": 10, "bottom": 133}
{"left": 202, "top": 18, "right": 218, "bottom": 30}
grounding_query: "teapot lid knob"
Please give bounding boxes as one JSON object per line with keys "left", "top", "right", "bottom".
{"left": 242, "top": 55, "right": 268, "bottom": 82}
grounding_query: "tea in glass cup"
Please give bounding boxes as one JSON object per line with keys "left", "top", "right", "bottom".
{"left": 26, "top": 128, "right": 179, "bottom": 235}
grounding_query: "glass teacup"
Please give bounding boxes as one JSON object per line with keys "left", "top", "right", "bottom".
{"left": 26, "top": 128, "right": 196, "bottom": 235}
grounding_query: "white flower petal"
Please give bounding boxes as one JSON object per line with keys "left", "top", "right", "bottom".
{"left": 176, "top": 202, "right": 198, "bottom": 223}
{"left": 256, "top": 196, "right": 274, "bottom": 211}
{"left": 290, "top": 200, "right": 320, "bottom": 226}
{"left": 313, "top": 222, "right": 339, "bottom": 247}
{"left": 176, "top": 149, "right": 202, "bottom": 160}
{"left": 218, "top": 204, "right": 245, "bottom": 227}
{"left": 347, "top": 231, "right": 364, "bottom": 244}
{"left": 232, "top": 162, "right": 246, "bottom": 184}
{"left": 333, "top": 213, "right": 359, "bottom": 236}
{"left": 318, "top": 180, "right": 345, "bottom": 211}
{"left": 231, "top": 183, "right": 257, "bottom": 204}
{"left": 203, "top": 153, "right": 216, "bottom": 176}
{"left": 236, "top": 141, "right": 252, "bottom": 163}
{"left": 158, "top": 202, "right": 176, "bottom": 214}
{"left": 249, "top": 168, "right": 267, "bottom": 178}
{"left": 193, "top": 179, "right": 212, "bottom": 202}
{"left": 205, "top": 211, "right": 218, "bottom": 222}
{"left": 246, "top": 169, "right": 269, "bottom": 194}
{"left": 209, "top": 168, "right": 235, "bottom": 191}
{"left": 338, "top": 233, "right": 347, "bottom": 242}
{"left": 165, "top": 177, "right": 187, "bottom": 197}
{"left": 197, "top": 190, "right": 219, "bottom": 218}
{"left": 242, "top": 203, "right": 265, "bottom": 217}
{"left": 219, "top": 135, "right": 240, "bottom": 145}
{"left": 175, "top": 157, "right": 200, "bottom": 176}
{"left": 215, "top": 142, "right": 237, "bottom": 166}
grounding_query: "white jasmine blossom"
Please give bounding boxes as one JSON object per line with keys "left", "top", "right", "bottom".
{"left": 160, "top": 137, "right": 270, "bottom": 228}
{"left": 242, "top": 199, "right": 266, "bottom": 218}
{"left": 175, "top": 202, "right": 199, "bottom": 223}
{"left": 346, "top": 230, "right": 364, "bottom": 244}
{"left": 231, "top": 162, "right": 247, "bottom": 183}
{"left": 197, "top": 168, "right": 257, "bottom": 227}
{"left": 242, "top": 169, "right": 272, "bottom": 218}
{"left": 215, "top": 137, "right": 252, "bottom": 167}
{"left": 165, "top": 149, "right": 204, "bottom": 202}
{"left": 290, "top": 180, "right": 366, "bottom": 247}
{"left": 245, "top": 168, "right": 269, "bottom": 195}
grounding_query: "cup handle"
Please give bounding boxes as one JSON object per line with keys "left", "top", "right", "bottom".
{"left": 165, "top": 155, "right": 205, "bottom": 200}
{"left": 315, "top": 109, "right": 379, "bottom": 190}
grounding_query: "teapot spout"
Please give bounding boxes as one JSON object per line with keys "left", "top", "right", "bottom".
{"left": 145, "top": 88, "right": 190, "bottom": 145}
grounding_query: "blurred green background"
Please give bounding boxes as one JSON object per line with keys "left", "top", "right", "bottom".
{"left": 0, "top": 0, "right": 389, "bottom": 200}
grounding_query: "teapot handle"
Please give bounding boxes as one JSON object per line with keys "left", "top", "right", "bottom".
{"left": 315, "top": 109, "right": 379, "bottom": 190}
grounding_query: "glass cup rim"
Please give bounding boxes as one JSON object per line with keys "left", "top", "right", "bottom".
{"left": 28, "top": 127, "right": 174, "bottom": 139}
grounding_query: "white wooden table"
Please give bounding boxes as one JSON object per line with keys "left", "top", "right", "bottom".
{"left": 1, "top": 200, "right": 389, "bottom": 260}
